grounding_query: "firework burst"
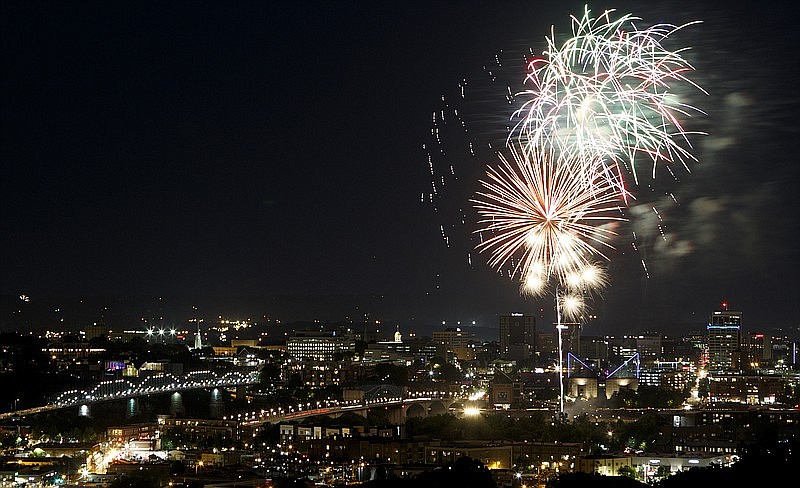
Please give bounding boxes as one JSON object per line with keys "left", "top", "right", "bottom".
{"left": 472, "top": 142, "right": 624, "bottom": 305}
{"left": 466, "top": 7, "right": 705, "bottom": 414}
{"left": 512, "top": 6, "right": 706, "bottom": 192}
{"left": 461, "top": 6, "right": 704, "bottom": 328}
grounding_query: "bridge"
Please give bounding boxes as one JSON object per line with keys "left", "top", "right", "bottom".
{"left": 2, "top": 375, "right": 466, "bottom": 426}
{"left": 0, "top": 369, "right": 259, "bottom": 420}
{"left": 235, "top": 386, "right": 464, "bottom": 426}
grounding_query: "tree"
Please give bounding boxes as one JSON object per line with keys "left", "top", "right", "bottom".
{"left": 405, "top": 414, "right": 460, "bottom": 438}
{"left": 366, "top": 407, "right": 390, "bottom": 426}
{"left": 697, "top": 377, "right": 710, "bottom": 398}
{"left": 436, "top": 363, "right": 462, "bottom": 383}
{"left": 287, "top": 373, "right": 303, "bottom": 389}
{"left": 547, "top": 471, "right": 645, "bottom": 487}
{"left": 610, "top": 413, "right": 665, "bottom": 453}
{"left": 617, "top": 465, "right": 638, "bottom": 480}
{"left": 412, "top": 456, "right": 496, "bottom": 488}
{"left": 108, "top": 471, "right": 166, "bottom": 488}
{"left": 632, "top": 385, "right": 686, "bottom": 409}
{"left": 160, "top": 437, "right": 175, "bottom": 451}
{"left": 370, "top": 363, "right": 408, "bottom": 386}
{"left": 259, "top": 363, "right": 281, "bottom": 384}
{"left": 169, "top": 460, "right": 186, "bottom": 476}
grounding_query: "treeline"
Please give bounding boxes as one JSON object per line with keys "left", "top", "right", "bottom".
{"left": 405, "top": 411, "right": 666, "bottom": 453}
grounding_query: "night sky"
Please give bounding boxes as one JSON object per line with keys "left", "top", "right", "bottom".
{"left": 2, "top": 1, "right": 798, "bottom": 336}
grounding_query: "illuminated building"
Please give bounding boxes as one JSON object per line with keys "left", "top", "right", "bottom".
{"left": 707, "top": 308, "right": 742, "bottom": 372}
{"left": 84, "top": 322, "right": 107, "bottom": 341}
{"left": 744, "top": 332, "right": 772, "bottom": 370}
{"left": 499, "top": 313, "right": 535, "bottom": 362}
{"left": 432, "top": 328, "right": 475, "bottom": 361}
{"left": 489, "top": 370, "right": 519, "bottom": 408}
{"left": 193, "top": 324, "right": 203, "bottom": 350}
{"left": 286, "top": 332, "right": 354, "bottom": 362}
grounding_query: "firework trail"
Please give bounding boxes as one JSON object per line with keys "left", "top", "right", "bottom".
{"left": 425, "top": 6, "right": 705, "bottom": 318}
{"left": 472, "top": 142, "right": 625, "bottom": 317}
{"left": 470, "top": 6, "right": 705, "bottom": 318}
{"left": 512, "top": 6, "right": 706, "bottom": 196}
{"left": 466, "top": 7, "right": 705, "bottom": 413}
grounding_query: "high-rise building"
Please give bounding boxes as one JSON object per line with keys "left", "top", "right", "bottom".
{"left": 499, "top": 313, "right": 536, "bottom": 363}
{"left": 635, "top": 334, "right": 664, "bottom": 365}
{"left": 744, "top": 332, "right": 772, "bottom": 369}
{"left": 432, "top": 328, "right": 476, "bottom": 361}
{"left": 578, "top": 335, "right": 608, "bottom": 364}
{"left": 564, "top": 322, "right": 582, "bottom": 357}
{"left": 707, "top": 308, "right": 742, "bottom": 372}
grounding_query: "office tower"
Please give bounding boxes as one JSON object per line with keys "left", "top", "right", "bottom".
{"left": 707, "top": 308, "right": 742, "bottom": 372}
{"left": 745, "top": 332, "right": 772, "bottom": 369}
{"left": 578, "top": 335, "right": 608, "bottom": 364}
{"left": 432, "top": 328, "right": 476, "bottom": 361}
{"left": 499, "top": 313, "right": 536, "bottom": 362}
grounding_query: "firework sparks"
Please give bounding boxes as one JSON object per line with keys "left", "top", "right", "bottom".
{"left": 471, "top": 6, "right": 705, "bottom": 299}
{"left": 512, "top": 6, "right": 706, "bottom": 191}
{"left": 472, "top": 142, "right": 624, "bottom": 297}
{"left": 559, "top": 292, "right": 585, "bottom": 321}
{"left": 465, "top": 8, "right": 705, "bottom": 416}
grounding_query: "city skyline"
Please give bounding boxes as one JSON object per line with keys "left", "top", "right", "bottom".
{"left": 2, "top": 1, "right": 798, "bottom": 336}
